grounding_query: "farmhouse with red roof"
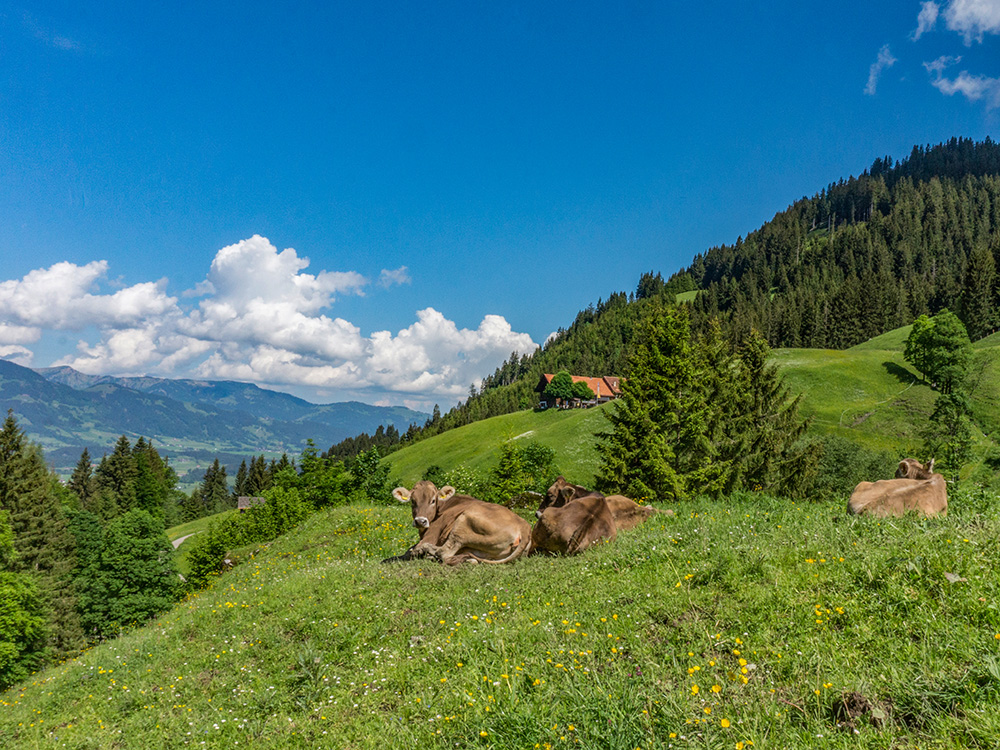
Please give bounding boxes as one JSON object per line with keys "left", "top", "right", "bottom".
{"left": 536, "top": 373, "right": 624, "bottom": 409}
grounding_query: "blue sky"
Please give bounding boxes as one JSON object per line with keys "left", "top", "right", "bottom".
{"left": 1, "top": 1, "right": 998, "bottom": 410}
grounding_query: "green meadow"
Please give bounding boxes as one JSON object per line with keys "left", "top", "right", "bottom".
{"left": 6, "top": 329, "right": 1000, "bottom": 748}
{"left": 5, "top": 492, "right": 1000, "bottom": 749}
{"left": 384, "top": 404, "right": 612, "bottom": 487}
{"left": 384, "top": 328, "right": 1000, "bottom": 488}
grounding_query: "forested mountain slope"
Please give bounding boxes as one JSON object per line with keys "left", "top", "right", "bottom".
{"left": 393, "top": 138, "right": 1000, "bottom": 450}
{"left": 684, "top": 137, "right": 1000, "bottom": 348}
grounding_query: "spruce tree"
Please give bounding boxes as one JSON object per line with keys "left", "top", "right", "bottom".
{"left": 595, "top": 305, "right": 720, "bottom": 501}
{"left": 232, "top": 459, "right": 249, "bottom": 504}
{"left": 133, "top": 444, "right": 165, "bottom": 521}
{"left": 247, "top": 455, "right": 271, "bottom": 496}
{"left": 0, "top": 412, "right": 84, "bottom": 658}
{"left": 95, "top": 436, "right": 138, "bottom": 516}
{"left": 730, "top": 329, "right": 817, "bottom": 496}
{"left": 960, "top": 242, "right": 997, "bottom": 340}
{"left": 68, "top": 449, "right": 96, "bottom": 508}
{"left": 198, "top": 459, "right": 229, "bottom": 515}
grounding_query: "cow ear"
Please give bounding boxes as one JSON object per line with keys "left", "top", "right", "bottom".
{"left": 535, "top": 509, "right": 543, "bottom": 519}
{"left": 439, "top": 485, "right": 456, "bottom": 501}
{"left": 392, "top": 487, "right": 411, "bottom": 503}
{"left": 927, "top": 458, "right": 935, "bottom": 473}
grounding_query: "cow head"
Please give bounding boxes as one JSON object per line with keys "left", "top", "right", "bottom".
{"left": 895, "top": 458, "right": 937, "bottom": 480}
{"left": 393, "top": 480, "right": 456, "bottom": 530}
{"left": 538, "top": 476, "right": 593, "bottom": 514}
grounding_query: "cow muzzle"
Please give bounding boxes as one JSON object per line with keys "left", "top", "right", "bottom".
{"left": 414, "top": 516, "right": 430, "bottom": 529}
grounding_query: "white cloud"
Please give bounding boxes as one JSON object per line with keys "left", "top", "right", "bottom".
{"left": 0, "top": 345, "right": 34, "bottom": 366}
{"left": 379, "top": 266, "right": 412, "bottom": 288}
{"left": 11, "top": 236, "right": 539, "bottom": 406}
{"left": 180, "top": 236, "right": 368, "bottom": 361}
{"left": 913, "top": 1, "right": 940, "bottom": 40}
{"left": 865, "top": 45, "right": 898, "bottom": 95}
{"left": 923, "top": 54, "right": 963, "bottom": 75}
{"left": 930, "top": 69, "right": 1000, "bottom": 107}
{"left": 365, "top": 308, "right": 537, "bottom": 397}
{"left": 0, "top": 261, "right": 178, "bottom": 329}
{"left": 943, "top": 0, "right": 1000, "bottom": 44}
{"left": 0, "top": 323, "right": 41, "bottom": 346}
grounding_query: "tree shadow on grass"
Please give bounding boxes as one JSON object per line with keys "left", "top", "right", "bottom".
{"left": 883, "top": 361, "right": 921, "bottom": 386}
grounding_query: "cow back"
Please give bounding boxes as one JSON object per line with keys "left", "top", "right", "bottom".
{"left": 848, "top": 475, "right": 947, "bottom": 517}
{"left": 532, "top": 495, "right": 617, "bottom": 555}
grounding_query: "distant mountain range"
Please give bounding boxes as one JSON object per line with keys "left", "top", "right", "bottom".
{"left": 0, "top": 359, "right": 427, "bottom": 483}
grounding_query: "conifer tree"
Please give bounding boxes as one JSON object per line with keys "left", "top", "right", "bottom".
{"left": 231, "top": 459, "right": 249, "bottom": 503}
{"left": 247, "top": 455, "right": 271, "bottom": 496}
{"left": 729, "top": 330, "right": 817, "bottom": 496}
{"left": 132, "top": 440, "right": 165, "bottom": 521}
{"left": 68, "top": 448, "right": 96, "bottom": 508}
{"left": 960, "top": 242, "right": 997, "bottom": 340}
{"left": 95, "top": 436, "right": 138, "bottom": 516}
{"left": 199, "top": 459, "right": 229, "bottom": 516}
{"left": 595, "top": 305, "right": 721, "bottom": 501}
{"left": 0, "top": 411, "right": 84, "bottom": 658}
{"left": 0, "top": 509, "right": 48, "bottom": 689}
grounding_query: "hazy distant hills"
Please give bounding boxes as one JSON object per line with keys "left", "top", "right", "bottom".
{"left": 0, "top": 359, "right": 427, "bottom": 482}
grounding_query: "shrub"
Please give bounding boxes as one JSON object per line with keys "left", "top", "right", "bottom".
{"left": 808, "top": 436, "right": 898, "bottom": 501}
{"left": 185, "top": 486, "right": 312, "bottom": 587}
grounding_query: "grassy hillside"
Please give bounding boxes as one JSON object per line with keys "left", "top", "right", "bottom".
{"left": 384, "top": 405, "right": 612, "bottom": 487}
{"left": 167, "top": 513, "right": 236, "bottom": 577}
{"left": 384, "top": 329, "right": 1000, "bottom": 488}
{"left": 771, "top": 346, "right": 933, "bottom": 454}
{"left": 6, "top": 494, "right": 1000, "bottom": 748}
{"left": 846, "top": 325, "right": 913, "bottom": 352}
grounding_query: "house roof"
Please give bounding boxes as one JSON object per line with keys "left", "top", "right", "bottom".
{"left": 537, "top": 373, "right": 623, "bottom": 397}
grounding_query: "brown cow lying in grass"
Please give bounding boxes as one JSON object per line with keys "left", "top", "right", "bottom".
{"left": 384, "top": 481, "right": 532, "bottom": 565}
{"left": 531, "top": 477, "right": 666, "bottom": 556}
{"left": 530, "top": 494, "right": 617, "bottom": 556}
{"left": 539, "top": 476, "right": 662, "bottom": 531}
{"left": 847, "top": 458, "right": 947, "bottom": 518}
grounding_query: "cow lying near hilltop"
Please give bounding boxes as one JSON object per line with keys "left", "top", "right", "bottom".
{"left": 383, "top": 481, "right": 532, "bottom": 565}
{"left": 540, "top": 476, "right": 661, "bottom": 531}
{"left": 531, "top": 494, "right": 617, "bottom": 555}
{"left": 847, "top": 458, "right": 947, "bottom": 518}
{"left": 530, "top": 477, "right": 666, "bottom": 556}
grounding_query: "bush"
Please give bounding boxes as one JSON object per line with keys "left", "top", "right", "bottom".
{"left": 185, "top": 486, "right": 312, "bottom": 587}
{"left": 808, "top": 436, "right": 899, "bottom": 501}
{"left": 0, "top": 571, "right": 48, "bottom": 689}
{"left": 421, "top": 465, "right": 446, "bottom": 485}
{"left": 80, "top": 510, "right": 181, "bottom": 636}
{"left": 485, "top": 439, "right": 559, "bottom": 503}
{"left": 441, "top": 465, "right": 489, "bottom": 499}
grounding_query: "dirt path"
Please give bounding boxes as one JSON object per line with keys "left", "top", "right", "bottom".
{"left": 172, "top": 532, "right": 201, "bottom": 549}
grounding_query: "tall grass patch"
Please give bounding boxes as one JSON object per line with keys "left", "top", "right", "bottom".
{"left": 4, "top": 492, "right": 1000, "bottom": 748}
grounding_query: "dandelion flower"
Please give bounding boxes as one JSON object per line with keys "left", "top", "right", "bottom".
{"left": 721, "top": 718, "right": 731, "bottom": 728}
